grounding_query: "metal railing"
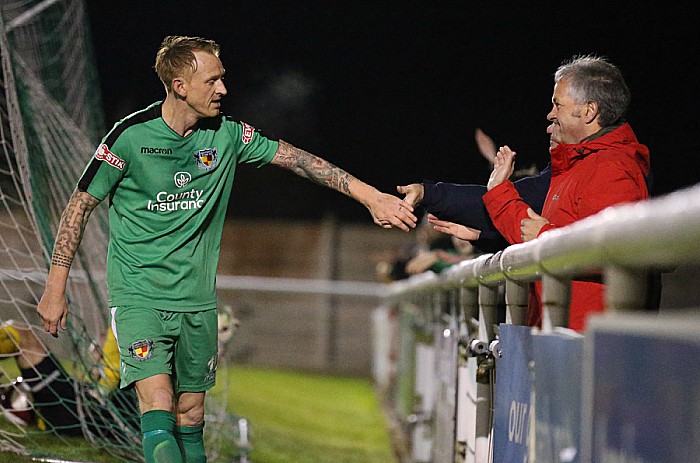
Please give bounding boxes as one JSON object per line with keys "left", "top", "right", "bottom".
{"left": 376, "top": 183, "right": 700, "bottom": 463}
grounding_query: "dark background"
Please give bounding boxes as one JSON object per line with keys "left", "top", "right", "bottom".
{"left": 85, "top": 2, "right": 698, "bottom": 222}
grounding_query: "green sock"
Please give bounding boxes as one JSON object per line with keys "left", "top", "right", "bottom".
{"left": 176, "top": 424, "right": 206, "bottom": 463}
{"left": 141, "top": 410, "right": 183, "bottom": 463}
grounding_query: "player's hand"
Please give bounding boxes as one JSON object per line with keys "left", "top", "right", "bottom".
{"left": 427, "top": 213, "right": 482, "bottom": 241}
{"left": 37, "top": 289, "right": 69, "bottom": 337}
{"left": 396, "top": 184, "right": 424, "bottom": 208}
{"left": 487, "top": 145, "right": 516, "bottom": 191}
{"left": 367, "top": 191, "right": 417, "bottom": 232}
{"left": 520, "top": 208, "right": 549, "bottom": 242}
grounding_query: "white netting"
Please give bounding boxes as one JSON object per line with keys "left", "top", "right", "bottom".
{"left": 0, "top": 1, "right": 242, "bottom": 461}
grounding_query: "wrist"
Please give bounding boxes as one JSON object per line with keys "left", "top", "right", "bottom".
{"left": 349, "top": 180, "right": 376, "bottom": 207}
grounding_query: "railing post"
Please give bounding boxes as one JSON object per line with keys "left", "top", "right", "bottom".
{"left": 505, "top": 279, "right": 528, "bottom": 325}
{"left": 460, "top": 285, "right": 479, "bottom": 332}
{"left": 432, "top": 287, "right": 461, "bottom": 463}
{"left": 456, "top": 285, "right": 478, "bottom": 462}
{"left": 540, "top": 274, "right": 571, "bottom": 330}
{"left": 604, "top": 266, "right": 648, "bottom": 311}
{"left": 478, "top": 284, "right": 499, "bottom": 342}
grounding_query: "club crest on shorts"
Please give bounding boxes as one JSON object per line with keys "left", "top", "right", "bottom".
{"left": 193, "top": 147, "right": 219, "bottom": 171}
{"left": 129, "top": 339, "right": 154, "bottom": 361}
{"left": 205, "top": 354, "right": 218, "bottom": 382}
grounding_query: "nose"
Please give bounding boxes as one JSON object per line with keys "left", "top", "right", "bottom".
{"left": 546, "top": 106, "right": 556, "bottom": 122}
{"left": 216, "top": 80, "right": 227, "bottom": 96}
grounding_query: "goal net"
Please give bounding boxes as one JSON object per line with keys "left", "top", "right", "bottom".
{"left": 0, "top": 1, "right": 244, "bottom": 461}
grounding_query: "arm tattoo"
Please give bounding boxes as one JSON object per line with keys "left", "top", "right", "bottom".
{"left": 51, "top": 253, "right": 73, "bottom": 268}
{"left": 271, "top": 140, "right": 356, "bottom": 196}
{"left": 51, "top": 190, "right": 100, "bottom": 269}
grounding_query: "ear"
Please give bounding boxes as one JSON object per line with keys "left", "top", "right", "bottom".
{"left": 171, "top": 77, "right": 187, "bottom": 99}
{"left": 583, "top": 100, "right": 599, "bottom": 124}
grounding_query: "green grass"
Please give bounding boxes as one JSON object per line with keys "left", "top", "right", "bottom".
{"left": 225, "top": 365, "right": 396, "bottom": 463}
{"left": 1, "top": 363, "right": 396, "bottom": 463}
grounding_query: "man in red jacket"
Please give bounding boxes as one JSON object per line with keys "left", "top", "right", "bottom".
{"left": 483, "top": 55, "right": 650, "bottom": 331}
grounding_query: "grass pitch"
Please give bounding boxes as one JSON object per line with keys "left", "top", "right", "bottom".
{"left": 1, "top": 363, "right": 396, "bottom": 463}
{"left": 226, "top": 365, "right": 396, "bottom": 463}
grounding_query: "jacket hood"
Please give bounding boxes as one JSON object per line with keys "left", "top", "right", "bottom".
{"left": 550, "top": 123, "right": 650, "bottom": 176}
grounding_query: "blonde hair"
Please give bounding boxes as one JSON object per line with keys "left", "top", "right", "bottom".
{"left": 154, "top": 36, "right": 221, "bottom": 93}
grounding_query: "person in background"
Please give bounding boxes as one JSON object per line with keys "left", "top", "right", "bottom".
{"left": 404, "top": 215, "right": 475, "bottom": 275}
{"left": 36, "top": 35, "right": 417, "bottom": 463}
{"left": 0, "top": 320, "right": 128, "bottom": 437}
{"left": 429, "top": 55, "right": 652, "bottom": 331}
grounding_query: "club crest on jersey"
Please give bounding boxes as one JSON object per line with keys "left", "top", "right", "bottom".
{"left": 193, "top": 148, "right": 218, "bottom": 171}
{"left": 129, "top": 339, "right": 154, "bottom": 361}
{"left": 94, "top": 144, "right": 125, "bottom": 170}
{"left": 241, "top": 122, "right": 255, "bottom": 145}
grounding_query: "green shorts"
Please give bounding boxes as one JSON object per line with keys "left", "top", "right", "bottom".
{"left": 111, "top": 306, "right": 218, "bottom": 393}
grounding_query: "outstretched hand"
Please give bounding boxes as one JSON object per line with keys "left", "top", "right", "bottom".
{"left": 367, "top": 191, "right": 417, "bottom": 232}
{"left": 487, "top": 145, "right": 516, "bottom": 191}
{"left": 520, "top": 207, "right": 549, "bottom": 241}
{"left": 427, "top": 213, "right": 481, "bottom": 241}
{"left": 396, "top": 184, "right": 424, "bottom": 208}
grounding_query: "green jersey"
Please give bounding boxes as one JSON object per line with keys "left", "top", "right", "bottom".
{"left": 78, "top": 102, "right": 278, "bottom": 311}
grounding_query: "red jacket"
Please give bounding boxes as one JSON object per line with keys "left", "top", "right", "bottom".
{"left": 483, "top": 123, "right": 650, "bottom": 330}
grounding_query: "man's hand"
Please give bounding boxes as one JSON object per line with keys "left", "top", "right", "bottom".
{"left": 37, "top": 288, "right": 69, "bottom": 337}
{"left": 520, "top": 207, "right": 549, "bottom": 241}
{"left": 427, "top": 213, "right": 481, "bottom": 241}
{"left": 487, "top": 145, "right": 516, "bottom": 191}
{"left": 367, "top": 190, "right": 417, "bottom": 232}
{"left": 396, "top": 184, "right": 424, "bottom": 207}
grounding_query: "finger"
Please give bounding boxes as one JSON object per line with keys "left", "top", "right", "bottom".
{"left": 386, "top": 214, "right": 409, "bottom": 232}
{"left": 396, "top": 185, "right": 406, "bottom": 194}
{"left": 398, "top": 200, "right": 414, "bottom": 212}
{"left": 527, "top": 207, "right": 538, "bottom": 219}
{"left": 393, "top": 221, "right": 409, "bottom": 232}
{"left": 400, "top": 208, "right": 417, "bottom": 227}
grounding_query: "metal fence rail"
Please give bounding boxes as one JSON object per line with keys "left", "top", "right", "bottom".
{"left": 375, "top": 183, "right": 700, "bottom": 463}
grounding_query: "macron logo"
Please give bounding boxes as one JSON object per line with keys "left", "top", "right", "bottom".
{"left": 141, "top": 146, "right": 173, "bottom": 155}
{"left": 95, "top": 144, "right": 125, "bottom": 170}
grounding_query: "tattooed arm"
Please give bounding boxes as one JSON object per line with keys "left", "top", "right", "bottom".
{"left": 37, "top": 189, "right": 100, "bottom": 337}
{"left": 270, "top": 140, "right": 417, "bottom": 231}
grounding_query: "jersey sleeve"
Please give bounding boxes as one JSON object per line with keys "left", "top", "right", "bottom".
{"left": 77, "top": 132, "right": 130, "bottom": 201}
{"left": 225, "top": 119, "right": 278, "bottom": 167}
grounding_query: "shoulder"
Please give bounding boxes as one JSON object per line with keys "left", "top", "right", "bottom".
{"left": 104, "top": 103, "right": 162, "bottom": 147}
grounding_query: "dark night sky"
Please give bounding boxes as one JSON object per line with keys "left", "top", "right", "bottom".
{"left": 85, "top": 2, "right": 699, "bottom": 223}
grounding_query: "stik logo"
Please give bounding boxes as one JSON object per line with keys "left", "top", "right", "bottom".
{"left": 94, "top": 144, "right": 126, "bottom": 170}
{"left": 241, "top": 122, "right": 255, "bottom": 144}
